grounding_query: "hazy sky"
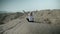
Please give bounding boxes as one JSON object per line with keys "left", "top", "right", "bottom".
{"left": 0, "top": 0, "right": 60, "bottom": 12}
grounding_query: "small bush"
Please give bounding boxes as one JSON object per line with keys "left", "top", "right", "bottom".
{"left": 0, "top": 21, "right": 4, "bottom": 25}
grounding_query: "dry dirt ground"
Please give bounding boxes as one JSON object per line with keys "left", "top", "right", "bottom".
{"left": 0, "top": 10, "right": 60, "bottom": 34}
{"left": 0, "top": 17, "right": 60, "bottom": 34}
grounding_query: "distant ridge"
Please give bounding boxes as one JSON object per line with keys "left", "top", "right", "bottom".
{"left": 0, "top": 11, "right": 7, "bottom": 13}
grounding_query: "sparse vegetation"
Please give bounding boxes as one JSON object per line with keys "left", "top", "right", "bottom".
{"left": 0, "top": 9, "right": 60, "bottom": 34}
{"left": 0, "top": 21, "right": 4, "bottom": 25}
{"left": 33, "top": 9, "right": 60, "bottom": 25}
{"left": 0, "top": 12, "right": 24, "bottom": 25}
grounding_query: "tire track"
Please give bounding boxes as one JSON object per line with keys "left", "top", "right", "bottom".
{"left": 0, "top": 19, "right": 25, "bottom": 34}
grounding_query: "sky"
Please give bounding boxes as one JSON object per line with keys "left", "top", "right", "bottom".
{"left": 0, "top": 0, "right": 60, "bottom": 12}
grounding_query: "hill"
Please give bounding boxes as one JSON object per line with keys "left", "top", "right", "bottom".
{"left": 0, "top": 12, "right": 24, "bottom": 25}
{"left": 0, "top": 9, "right": 60, "bottom": 34}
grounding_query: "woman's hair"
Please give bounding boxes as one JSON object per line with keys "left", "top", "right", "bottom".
{"left": 28, "top": 12, "right": 33, "bottom": 16}
{"left": 30, "top": 12, "right": 33, "bottom": 16}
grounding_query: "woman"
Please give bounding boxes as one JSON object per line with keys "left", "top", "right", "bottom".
{"left": 26, "top": 12, "right": 34, "bottom": 22}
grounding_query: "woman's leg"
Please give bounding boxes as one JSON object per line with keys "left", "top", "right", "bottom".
{"left": 26, "top": 18, "right": 29, "bottom": 22}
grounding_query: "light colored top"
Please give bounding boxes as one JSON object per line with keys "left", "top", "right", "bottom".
{"left": 27, "top": 12, "right": 34, "bottom": 21}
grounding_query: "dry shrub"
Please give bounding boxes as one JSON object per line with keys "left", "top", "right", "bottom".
{"left": 0, "top": 21, "right": 4, "bottom": 25}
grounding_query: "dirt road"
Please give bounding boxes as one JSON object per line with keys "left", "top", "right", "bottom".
{"left": 2, "top": 18, "right": 60, "bottom": 34}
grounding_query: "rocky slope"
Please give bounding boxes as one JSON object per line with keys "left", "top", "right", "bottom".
{"left": 0, "top": 12, "right": 24, "bottom": 24}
